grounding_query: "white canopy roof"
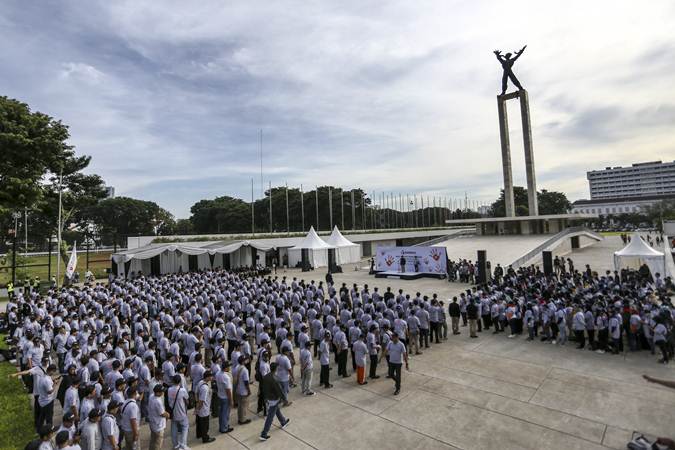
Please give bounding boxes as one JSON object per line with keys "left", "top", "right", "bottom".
{"left": 112, "top": 240, "right": 271, "bottom": 264}
{"left": 614, "top": 234, "right": 664, "bottom": 257}
{"left": 323, "top": 226, "right": 358, "bottom": 248}
{"left": 613, "top": 233, "right": 665, "bottom": 277}
{"left": 290, "top": 226, "right": 334, "bottom": 250}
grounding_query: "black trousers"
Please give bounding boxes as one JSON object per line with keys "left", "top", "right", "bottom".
{"left": 337, "top": 350, "right": 348, "bottom": 376}
{"left": 461, "top": 312, "right": 467, "bottom": 326}
{"left": 598, "top": 329, "right": 608, "bottom": 351}
{"left": 37, "top": 401, "right": 54, "bottom": 431}
{"left": 419, "top": 329, "right": 429, "bottom": 348}
{"left": 196, "top": 415, "right": 211, "bottom": 441}
{"left": 369, "top": 355, "right": 378, "bottom": 378}
{"left": 587, "top": 329, "right": 596, "bottom": 350}
{"left": 313, "top": 339, "right": 321, "bottom": 358}
{"left": 257, "top": 386, "right": 266, "bottom": 414}
{"left": 351, "top": 348, "right": 357, "bottom": 371}
{"left": 320, "top": 364, "right": 330, "bottom": 386}
{"left": 574, "top": 330, "right": 585, "bottom": 348}
{"left": 430, "top": 322, "right": 440, "bottom": 343}
{"left": 391, "top": 363, "right": 402, "bottom": 391}
{"left": 227, "top": 339, "right": 238, "bottom": 361}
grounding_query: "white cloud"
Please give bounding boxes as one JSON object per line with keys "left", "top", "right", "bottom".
{"left": 2, "top": 0, "right": 675, "bottom": 217}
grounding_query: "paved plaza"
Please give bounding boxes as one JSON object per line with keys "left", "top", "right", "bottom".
{"left": 114, "top": 263, "right": 675, "bottom": 450}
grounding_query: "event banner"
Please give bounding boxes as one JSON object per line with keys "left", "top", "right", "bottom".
{"left": 375, "top": 246, "right": 448, "bottom": 274}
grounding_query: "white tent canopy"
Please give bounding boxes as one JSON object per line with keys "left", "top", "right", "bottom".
{"left": 112, "top": 241, "right": 272, "bottom": 277}
{"left": 323, "top": 226, "right": 361, "bottom": 264}
{"left": 613, "top": 234, "right": 665, "bottom": 278}
{"left": 288, "top": 226, "right": 334, "bottom": 269}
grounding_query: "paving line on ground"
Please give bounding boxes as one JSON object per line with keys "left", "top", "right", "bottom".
{"left": 314, "top": 382, "right": 464, "bottom": 450}
{"left": 414, "top": 366, "right": 612, "bottom": 436}
{"left": 417, "top": 381, "right": 615, "bottom": 448}
{"left": 528, "top": 365, "right": 554, "bottom": 402}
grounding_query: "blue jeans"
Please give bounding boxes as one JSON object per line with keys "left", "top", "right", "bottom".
{"left": 218, "top": 397, "right": 231, "bottom": 432}
{"left": 261, "top": 400, "right": 286, "bottom": 436}
{"left": 171, "top": 420, "right": 188, "bottom": 449}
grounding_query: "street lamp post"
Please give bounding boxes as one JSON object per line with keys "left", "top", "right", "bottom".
{"left": 11, "top": 211, "right": 21, "bottom": 286}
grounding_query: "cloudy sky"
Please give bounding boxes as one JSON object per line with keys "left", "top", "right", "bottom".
{"left": 2, "top": 1, "right": 675, "bottom": 218}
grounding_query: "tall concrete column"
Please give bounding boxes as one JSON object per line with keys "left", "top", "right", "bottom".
{"left": 519, "top": 90, "right": 538, "bottom": 216}
{"left": 497, "top": 95, "right": 515, "bottom": 217}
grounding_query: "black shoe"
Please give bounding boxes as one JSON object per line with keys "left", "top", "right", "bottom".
{"left": 282, "top": 418, "right": 291, "bottom": 429}
{"left": 324, "top": 384, "right": 333, "bottom": 388}
{"left": 260, "top": 434, "right": 270, "bottom": 441}
{"left": 370, "top": 375, "right": 380, "bottom": 379}
{"left": 203, "top": 437, "right": 216, "bottom": 443}
{"left": 222, "top": 427, "right": 234, "bottom": 433}
{"left": 394, "top": 389, "right": 400, "bottom": 395}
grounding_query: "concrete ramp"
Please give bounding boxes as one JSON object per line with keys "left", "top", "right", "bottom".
{"left": 433, "top": 235, "right": 550, "bottom": 266}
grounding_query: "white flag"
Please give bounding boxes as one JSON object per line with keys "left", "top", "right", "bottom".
{"left": 66, "top": 242, "right": 78, "bottom": 279}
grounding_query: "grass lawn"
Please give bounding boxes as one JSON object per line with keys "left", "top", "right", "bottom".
{"left": 0, "top": 335, "right": 34, "bottom": 450}
{"left": 0, "top": 252, "right": 112, "bottom": 287}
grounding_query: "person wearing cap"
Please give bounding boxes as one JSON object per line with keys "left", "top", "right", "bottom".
{"left": 148, "top": 384, "right": 170, "bottom": 450}
{"left": 168, "top": 374, "right": 189, "bottom": 450}
{"left": 319, "top": 331, "right": 333, "bottom": 389}
{"left": 10, "top": 355, "right": 50, "bottom": 429}
{"left": 57, "top": 411, "right": 77, "bottom": 442}
{"left": 80, "top": 408, "right": 103, "bottom": 450}
{"left": 119, "top": 389, "right": 141, "bottom": 450}
{"left": 259, "top": 361, "right": 291, "bottom": 441}
{"left": 235, "top": 355, "right": 252, "bottom": 425}
{"left": 384, "top": 332, "right": 408, "bottom": 395}
{"left": 195, "top": 369, "right": 216, "bottom": 443}
{"left": 99, "top": 385, "right": 113, "bottom": 413}
{"left": 101, "top": 401, "right": 120, "bottom": 450}
{"left": 216, "top": 360, "right": 234, "bottom": 433}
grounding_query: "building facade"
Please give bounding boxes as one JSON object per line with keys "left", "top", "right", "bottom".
{"left": 587, "top": 160, "right": 675, "bottom": 200}
{"left": 571, "top": 194, "right": 672, "bottom": 216}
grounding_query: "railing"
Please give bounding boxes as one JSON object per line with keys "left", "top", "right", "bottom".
{"left": 509, "top": 226, "right": 604, "bottom": 268}
{"left": 413, "top": 228, "right": 475, "bottom": 246}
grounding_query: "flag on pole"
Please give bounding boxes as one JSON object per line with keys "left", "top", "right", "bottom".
{"left": 66, "top": 242, "right": 78, "bottom": 279}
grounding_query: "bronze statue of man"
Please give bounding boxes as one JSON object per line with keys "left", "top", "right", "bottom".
{"left": 494, "top": 45, "right": 526, "bottom": 95}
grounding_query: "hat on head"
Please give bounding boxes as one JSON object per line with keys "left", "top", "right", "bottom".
{"left": 62, "top": 411, "right": 75, "bottom": 422}
{"left": 88, "top": 408, "right": 103, "bottom": 419}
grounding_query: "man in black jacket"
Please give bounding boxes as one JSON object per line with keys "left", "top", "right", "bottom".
{"left": 448, "top": 297, "right": 461, "bottom": 335}
{"left": 467, "top": 300, "right": 479, "bottom": 338}
{"left": 259, "top": 362, "right": 290, "bottom": 441}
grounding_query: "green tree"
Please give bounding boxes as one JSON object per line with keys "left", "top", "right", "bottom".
{"left": 537, "top": 190, "right": 572, "bottom": 215}
{"left": 490, "top": 187, "right": 571, "bottom": 217}
{"left": 83, "top": 197, "right": 176, "bottom": 245}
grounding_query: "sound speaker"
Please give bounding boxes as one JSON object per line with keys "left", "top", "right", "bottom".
{"left": 542, "top": 251, "right": 553, "bottom": 275}
{"left": 476, "top": 250, "right": 487, "bottom": 284}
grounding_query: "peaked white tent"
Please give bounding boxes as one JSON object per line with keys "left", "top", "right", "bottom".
{"left": 323, "top": 226, "right": 361, "bottom": 264}
{"left": 613, "top": 234, "right": 665, "bottom": 277}
{"left": 288, "top": 227, "right": 334, "bottom": 269}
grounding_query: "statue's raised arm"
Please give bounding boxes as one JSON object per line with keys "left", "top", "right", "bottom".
{"left": 494, "top": 45, "right": 526, "bottom": 95}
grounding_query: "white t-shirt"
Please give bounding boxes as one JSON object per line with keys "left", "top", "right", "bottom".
{"left": 386, "top": 340, "right": 407, "bottom": 364}
{"left": 148, "top": 395, "right": 166, "bottom": 433}
{"left": 168, "top": 386, "right": 189, "bottom": 424}
{"left": 215, "top": 370, "right": 232, "bottom": 400}
{"left": 275, "top": 355, "right": 292, "bottom": 382}
{"left": 196, "top": 382, "right": 211, "bottom": 418}
{"left": 236, "top": 367, "right": 250, "bottom": 396}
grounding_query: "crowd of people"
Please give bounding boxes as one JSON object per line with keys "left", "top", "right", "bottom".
{"left": 4, "top": 252, "right": 674, "bottom": 450}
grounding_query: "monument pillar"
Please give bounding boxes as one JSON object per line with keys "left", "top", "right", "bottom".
{"left": 519, "top": 90, "right": 538, "bottom": 216}
{"left": 497, "top": 94, "right": 515, "bottom": 217}
{"left": 497, "top": 89, "right": 538, "bottom": 217}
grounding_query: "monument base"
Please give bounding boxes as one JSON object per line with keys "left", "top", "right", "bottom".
{"left": 374, "top": 270, "right": 446, "bottom": 280}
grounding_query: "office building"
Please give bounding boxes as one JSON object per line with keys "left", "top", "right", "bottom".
{"left": 587, "top": 160, "right": 675, "bottom": 200}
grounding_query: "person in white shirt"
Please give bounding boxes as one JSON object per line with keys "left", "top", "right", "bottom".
{"left": 299, "top": 341, "right": 315, "bottom": 395}
{"left": 148, "top": 384, "right": 170, "bottom": 450}
{"left": 353, "top": 335, "right": 368, "bottom": 385}
{"left": 37, "top": 364, "right": 60, "bottom": 430}
{"left": 80, "top": 408, "right": 103, "bottom": 450}
{"left": 216, "top": 360, "right": 234, "bottom": 433}
{"left": 119, "top": 389, "right": 141, "bottom": 450}
{"left": 384, "top": 332, "right": 408, "bottom": 395}
{"left": 168, "top": 375, "right": 189, "bottom": 450}
{"left": 236, "top": 356, "right": 252, "bottom": 425}
{"left": 195, "top": 370, "right": 216, "bottom": 443}
{"left": 319, "top": 332, "right": 333, "bottom": 389}
{"left": 101, "top": 401, "right": 120, "bottom": 450}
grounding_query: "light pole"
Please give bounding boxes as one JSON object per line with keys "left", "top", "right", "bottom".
{"left": 11, "top": 211, "right": 21, "bottom": 286}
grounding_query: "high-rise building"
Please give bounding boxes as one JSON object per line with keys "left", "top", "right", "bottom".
{"left": 105, "top": 186, "right": 115, "bottom": 198}
{"left": 587, "top": 160, "right": 675, "bottom": 200}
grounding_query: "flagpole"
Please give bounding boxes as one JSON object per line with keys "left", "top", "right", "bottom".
{"left": 361, "top": 190, "right": 365, "bottom": 231}
{"left": 340, "top": 189, "right": 344, "bottom": 230}
{"left": 351, "top": 190, "right": 355, "bottom": 230}
{"left": 269, "top": 181, "right": 272, "bottom": 233}
{"left": 56, "top": 169, "right": 63, "bottom": 288}
{"left": 285, "top": 182, "right": 290, "bottom": 235}
{"left": 329, "top": 186, "right": 333, "bottom": 230}
{"left": 251, "top": 178, "right": 255, "bottom": 235}
{"left": 300, "top": 184, "right": 305, "bottom": 232}
{"left": 315, "top": 186, "right": 319, "bottom": 231}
